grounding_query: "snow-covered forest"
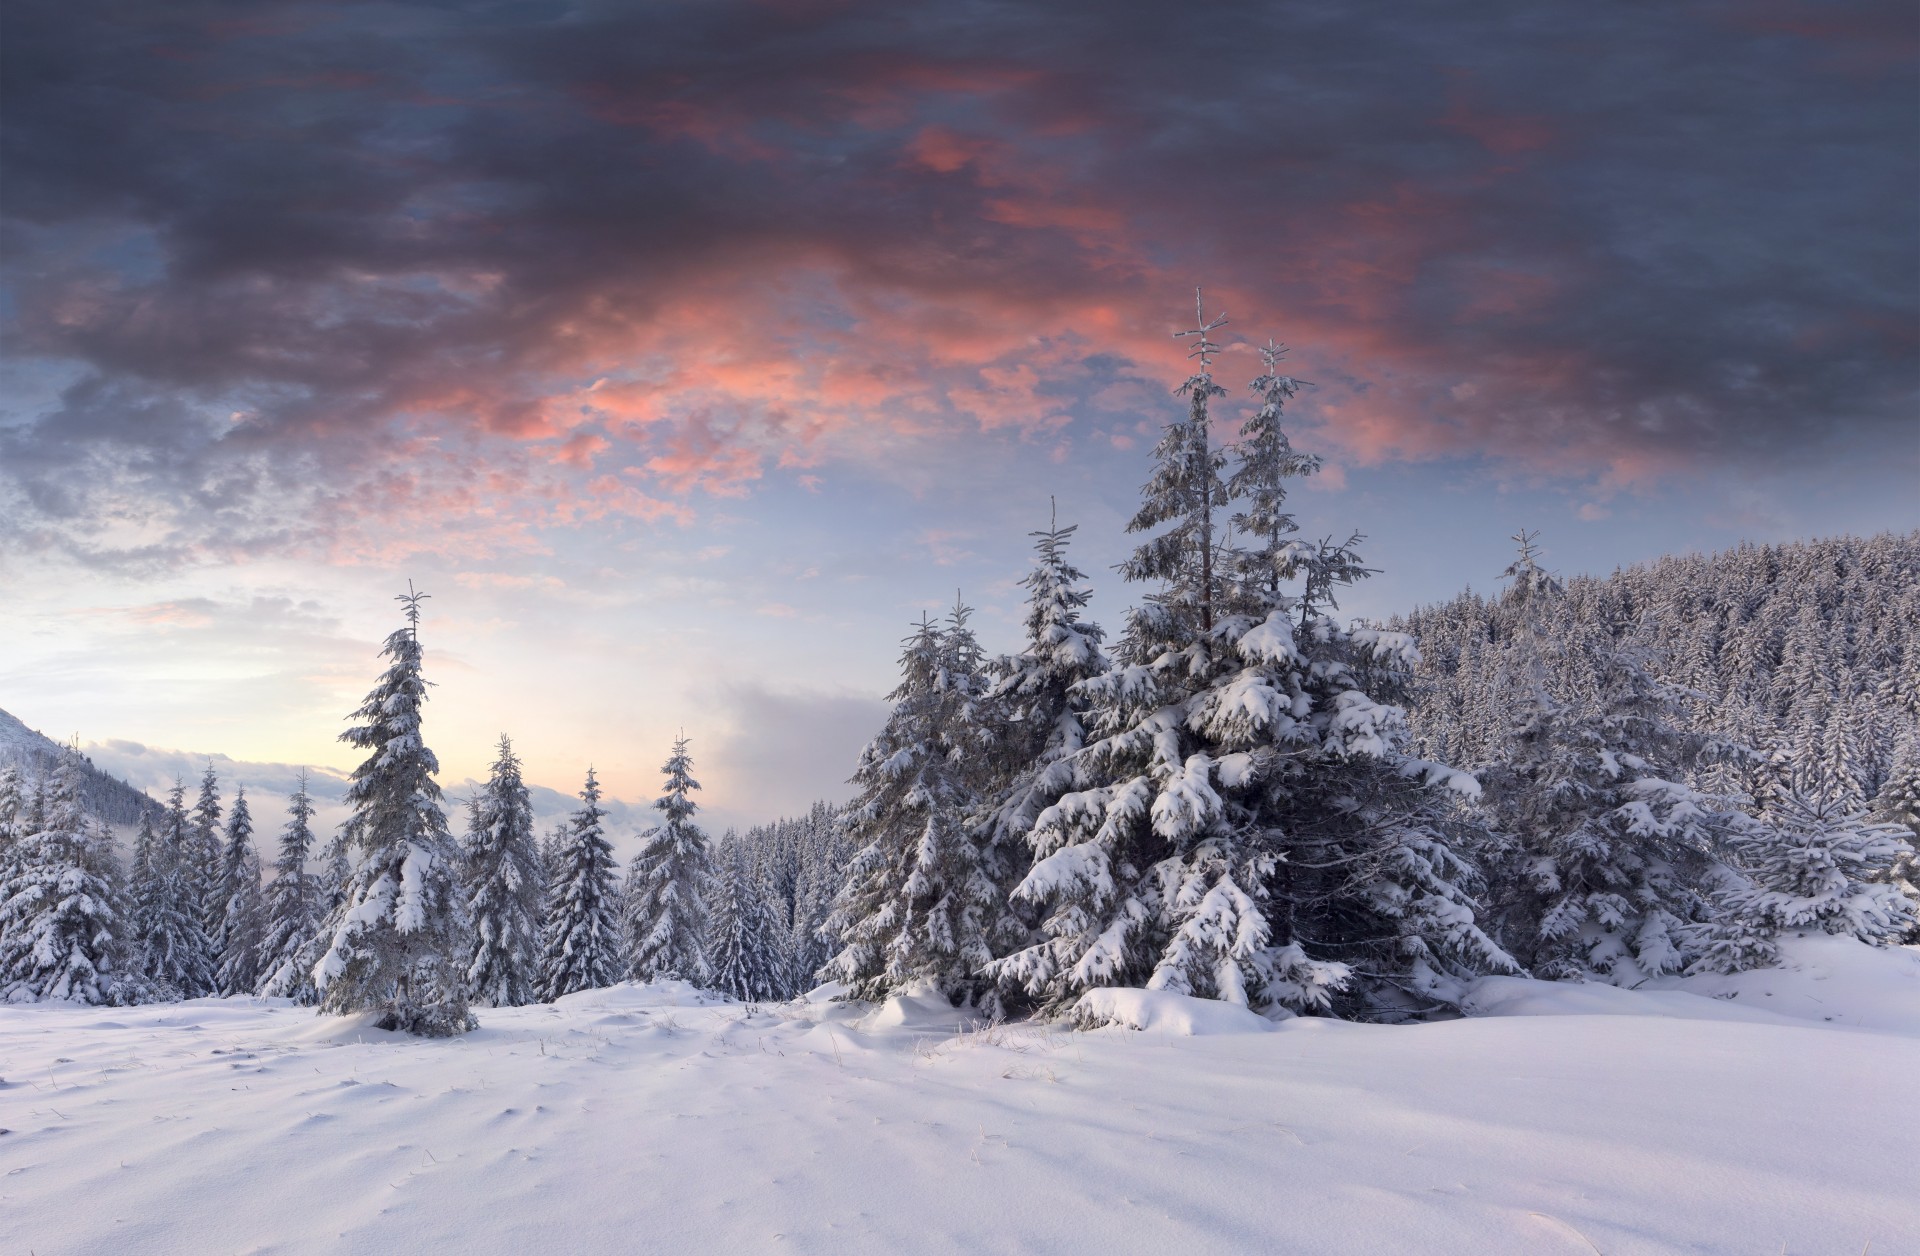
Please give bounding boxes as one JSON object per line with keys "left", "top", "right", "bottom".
{"left": 3, "top": 308, "right": 1917, "bottom": 1254}
{"left": 3, "top": 308, "right": 1916, "bottom": 1024}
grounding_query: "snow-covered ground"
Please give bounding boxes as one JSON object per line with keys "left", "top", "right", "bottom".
{"left": 3, "top": 937, "right": 1916, "bottom": 1256}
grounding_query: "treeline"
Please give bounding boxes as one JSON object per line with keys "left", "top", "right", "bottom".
{"left": 4, "top": 298, "right": 1916, "bottom": 1029}
{"left": 1399, "top": 531, "right": 1920, "bottom": 810}
{"left": 0, "top": 735, "right": 851, "bottom": 1021}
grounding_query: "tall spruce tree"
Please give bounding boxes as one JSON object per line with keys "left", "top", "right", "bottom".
{"left": 987, "top": 300, "right": 1511, "bottom": 1019}
{"left": 0, "top": 763, "right": 23, "bottom": 869}
{"left": 982, "top": 513, "right": 1112, "bottom": 860}
{"left": 1226, "top": 339, "right": 1320, "bottom": 610}
{"left": 144, "top": 779, "right": 216, "bottom": 997}
{"left": 541, "top": 768, "right": 621, "bottom": 999}
{"left": 313, "top": 586, "right": 474, "bottom": 1036}
{"left": 191, "top": 763, "right": 226, "bottom": 940}
{"left": 465, "top": 735, "right": 544, "bottom": 1007}
{"left": 214, "top": 786, "right": 266, "bottom": 995}
{"left": 706, "top": 836, "right": 783, "bottom": 1002}
{"left": 623, "top": 737, "right": 717, "bottom": 983}
{"left": 257, "top": 772, "right": 323, "bottom": 1003}
{"left": 822, "top": 604, "right": 1009, "bottom": 1005}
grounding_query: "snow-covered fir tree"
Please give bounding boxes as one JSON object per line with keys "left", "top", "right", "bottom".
{"left": 257, "top": 772, "right": 323, "bottom": 1003}
{"left": 987, "top": 302, "right": 1511, "bottom": 1019}
{"left": 214, "top": 785, "right": 266, "bottom": 996}
{"left": 540, "top": 768, "right": 621, "bottom": 999}
{"left": 313, "top": 586, "right": 474, "bottom": 1036}
{"left": 190, "top": 762, "right": 226, "bottom": 940}
{"left": 0, "top": 762, "right": 24, "bottom": 867}
{"left": 623, "top": 737, "right": 718, "bottom": 983}
{"left": 1226, "top": 339, "right": 1320, "bottom": 608}
{"left": 1871, "top": 738, "right": 1920, "bottom": 938}
{"left": 0, "top": 751, "right": 129, "bottom": 1004}
{"left": 980, "top": 513, "right": 1111, "bottom": 885}
{"left": 1473, "top": 540, "right": 1733, "bottom": 983}
{"left": 464, "top": 735, "right": 544, "bottom": 1007}
{"left": 821, "top": 602, "right": 1011, "bottom": 1006}
{"left": 142, "top": 779, "right": 216, "bottom": 997}
{"left": 1695, "top": 778, "right": 1915, "bottom": 971}
{"left": 706, "top": 835, "right": 783, "bottom": 1002}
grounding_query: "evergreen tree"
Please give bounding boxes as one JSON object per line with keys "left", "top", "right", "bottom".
{"left": 540, "top": 768, "right": 621, "bottom": 999}
{"left": 465, "top": 736, "right": 544, "bottom": 1007}
{"left": 987, "top": 307, "right": 1511, "bottom": 1019}
{"left": 191, "top": 762, "right": 226, "bottom": 939}
{"left": 1697, "top": 787, "right": 1915, "bottom": 971}
{"left": 213, "top": 786, "right": 266, "bottom": 995}
{"left": 144, "top": 779, "right": 216, "bottom": 997}
{"left": 1116, "top": 291, "right": 1231, "bottom": 646}
{"left": 126, "top": 808, "right": 161, "bottom": 961}
{"left": 982, "top": 515, "right": 1112, "bottom": 861}
{"left": 1226, "top": 340, "right": 1320, "bottom": 611}
{"left": 706, "top": 836, "right": 783, "bottom": 1002}
{"left": 313, "top": 586, "right": 474, "bottom": 1036}
{"left": 0, "top": 752, "right": 128, "bottom": 1004}
{"left": 257, "top": 772, "right": 323, "bottom": 1003}
{"left": 0, "top": 763, "right": 23, "bottom": 869}
{"left": 1477, "top": 547, "right": 1731, "bottom": 983}
{"left": 822, "top": 605, "right": 1008, "bottom": 1005}
{"left": 623, "top": 737, "right": 718, "bottom": 983}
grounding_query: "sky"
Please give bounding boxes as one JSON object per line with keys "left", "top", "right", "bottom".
{"left": 2, "top": 0, "right": 1915, "bottom": 835}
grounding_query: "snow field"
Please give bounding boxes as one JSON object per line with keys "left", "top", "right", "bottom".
{"left": 3, "top": 939, "right": 1918, "bottom": 1256}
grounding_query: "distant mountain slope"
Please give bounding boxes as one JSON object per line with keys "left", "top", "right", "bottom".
{"left": 0, "top": 706, "right": 162, "bottom": 826}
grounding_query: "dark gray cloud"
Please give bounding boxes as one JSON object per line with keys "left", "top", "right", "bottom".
{"left": 1, "top": 0, "right": 1913, "bottom": 568}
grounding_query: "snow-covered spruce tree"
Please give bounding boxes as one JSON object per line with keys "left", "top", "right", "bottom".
{"left": 257, "top": 772, "right": 323, "bottom": 1003}
{"left": 706, "top": 836, "right": 783, "bottom": 1002}
{"left": 1226, "top": 340, "right": 1321, "bottom": 610}
{"left": 1871, "top": 737, "right": 1920, "bottom": 938}
{"left": 190, "top": 763, "right": 226, "bottom": 939}
{"left": 0, "top": 762, "right": 24, "bottom": 868}
{"left": 1476, "top": 540, "right": 1731, "bottom": 983}
{"left": 821, "top": 601, "right": 1013, "bottom": 1007}
{"left": 0, "top": 751, "right": 128, "bottom": 1004}
{"left": 214, "top": 786, "right": 266, "bottom": 996}
{"left": 623, "top": 738, "right": 718, "bottom": 982}
{"left": 464, "top": 735, "right": 544, "bottom": 1007}
{"left": 143, "top": 779, "right": 216, "bottom": 997}
{"left": 1694, "top": 779, "right": 1915, "bottom": 972}
{"left": 540, "top": 768, "right": 621, "bottom": 999}
{"left": 980, "top": 513, "right": 1112, "bottom": 878}
{"left": 313, "top": 586, "right": 474, "bottom": 1036}
{"left": 987, "top": 298, "right": 1511, "bottom": 1020}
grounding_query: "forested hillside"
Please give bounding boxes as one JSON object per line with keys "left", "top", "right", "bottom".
{"left": 0, "top": 706, "right": 160, "bottom": 827}
{"left": 1399, "top": 531, "right": 1920, "bottom": 811}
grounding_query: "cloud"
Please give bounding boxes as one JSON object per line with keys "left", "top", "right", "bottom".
{"left": 1, "top": 0, "right": 1911, "bottom": 571}
{"left": 696, "top": 681, "right": 887, "bottom": 835}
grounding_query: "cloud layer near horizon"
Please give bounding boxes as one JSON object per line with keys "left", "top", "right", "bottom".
{"left": 3, "top": 0, "right": 1913, "bottom": 572}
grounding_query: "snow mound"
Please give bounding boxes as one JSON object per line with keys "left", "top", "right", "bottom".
{"left": 1461, "top": 975, "right": 1798, "bottom": 1027}
{"left": 1464, "top": 938, "right": 1920, "bottom": 1037}
{"left": 1073, "top": 987, "right": 1279, "bottom": 1035}
{"left": 863, "top": 981, "right": 974, "bottom": 1033}
{"left": 1656, "top": 935, "right": 1920, "bottom": 1036}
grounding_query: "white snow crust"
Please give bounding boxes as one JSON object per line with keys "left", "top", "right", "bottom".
{"left": 2, "top": 937, "right": 1916, "bottom": 1255}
